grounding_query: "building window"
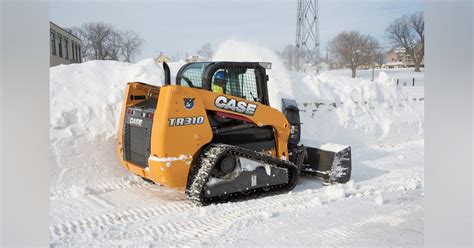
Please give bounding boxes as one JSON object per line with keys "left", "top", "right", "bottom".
{"left": 75, "top": 44, "right": 79, "bottom": 62}
{"left": 71, "top": 43, "right": 74, "bottom": 61}
{"left": 78, "top": 46, "right": 81, "bottom": 62}
{"left": 63, "top": 37, "right": 69, "bottom": 59}
{"left": 50, "top": 30, "right": 56, "bottom": 55}
{"left": 73, "top": 44, "right": 76, "bottom": 62}
{"left": 57, "top": 34, "right": 63, "bottom": 58}
{"left": 74, "top": 44, "right": 77, "bottom": 62}
{"left": 72, "top": 43, "right": 76, "bottom": 61}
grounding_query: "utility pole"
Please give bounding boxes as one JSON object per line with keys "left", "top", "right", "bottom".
{"left": 371, "top": 45, "right": 383, "bottom": 81}
{"left": 295, "top": 0, "right": 320, "bottom": 72}
{"left": 372, "top": 52, "right": 375, "bottom": 81}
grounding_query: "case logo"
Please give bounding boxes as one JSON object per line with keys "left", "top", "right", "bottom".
{"left": 183, "top": 97, "right": 195, "bottom": 110}
{"left": 129, "top": 117, "right": 143, "bottom": 127}
{"left": 214, "top": 96, "right": 257, "bottom": 116}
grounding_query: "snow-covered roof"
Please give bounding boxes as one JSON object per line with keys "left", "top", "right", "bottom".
{"left": 392, "top": 47, "right": 406, "bottom": 54}
{"left": 385, "top": 62, "right": 405, "bottom": 66}
{"left": 155, "top": 54, "right": 171, "bottom": 61}
{"left": 187, "top": 54, "right": 203, "bottom": 59}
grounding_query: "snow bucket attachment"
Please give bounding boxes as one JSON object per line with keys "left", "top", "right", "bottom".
{"left": 301, "top": 144, "right": 352, "bottom": 184}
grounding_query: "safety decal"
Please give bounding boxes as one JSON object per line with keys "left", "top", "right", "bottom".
{"left": 183, "top": 97, "right": 195, "bottom": 110}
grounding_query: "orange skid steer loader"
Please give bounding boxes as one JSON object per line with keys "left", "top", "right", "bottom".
{"left": 118, "top": 62, "right": 351, "bottom": 205}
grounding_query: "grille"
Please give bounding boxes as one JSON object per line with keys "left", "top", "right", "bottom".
{"left": 124, "top": 123, "right": 150, "bottom": 168}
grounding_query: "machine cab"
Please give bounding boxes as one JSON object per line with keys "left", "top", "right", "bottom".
{"left": 175, "top": 62, "right": 271, "bottom": 106}
{"left": 172, "top": 62, "right": 277, "bottom": 153}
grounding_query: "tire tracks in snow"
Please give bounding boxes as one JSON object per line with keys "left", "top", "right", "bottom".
{"left": 50, "top": 202, "right": 194, "bottom": 240}
{"left": 313, "top": 210, "right": 410, "bottom": 246}
{"left": 133, "top": 195, "right": 314, "bottom": 246}
{"left": 50, "top": 177, "right": 152, "bottom": 200}
{"left": 50, "top": 175, "right": 421, "bottom": 246}
{"left": 51, "top": 190, "right": 312, "bottom": 243}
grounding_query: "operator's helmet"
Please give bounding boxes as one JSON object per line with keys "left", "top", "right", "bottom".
{"left": 214, "top": 70, "right": 228, "bottom": 87}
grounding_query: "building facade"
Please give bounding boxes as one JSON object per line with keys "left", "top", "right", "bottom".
{"left": 185, "top": 54, "right": 206, "bottom": 63}
{"left": 155, "top": 52, "right": 172, "bottom": 64}
{"left": 385, "top": 48, "right": 424, "bottom": 69}
{"left": 50, "top": 21, "right": 82, "bottom": 67}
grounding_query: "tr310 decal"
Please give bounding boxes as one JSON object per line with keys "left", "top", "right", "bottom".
{"left": 169, "top": 116, "right": 205, "bottom": 127}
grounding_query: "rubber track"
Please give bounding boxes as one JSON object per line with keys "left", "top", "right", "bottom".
{"left": 185, "top": 143, "right": 299, "bottom": 206}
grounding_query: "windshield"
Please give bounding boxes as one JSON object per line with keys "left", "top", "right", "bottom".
{"left": 177, "top": 62, "right": 211, "bottom": 88}
{"left": 211, "top": 68, "right": 260, "bottom": 102}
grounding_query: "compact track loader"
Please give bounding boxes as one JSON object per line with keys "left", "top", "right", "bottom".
{"left": 118, "top": 61, "right": 351, "bottom": 205}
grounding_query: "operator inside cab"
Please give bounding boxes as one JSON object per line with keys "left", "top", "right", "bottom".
{"left": 211, "top": 70, "right": 228, "bottom": 94}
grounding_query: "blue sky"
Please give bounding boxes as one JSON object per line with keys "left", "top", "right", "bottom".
{"left": 50, "top": 0, "right": 423, "bottom": 61}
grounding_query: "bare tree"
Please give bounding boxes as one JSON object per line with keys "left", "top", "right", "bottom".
{"left": 281, "top": 45, "right": 297, "bottom": 71}
{"left": 80, "top": 23, "right": 114, "bottom": 60}
{"left": 105, "top": 30, "right": 123, "bottom": 61}
{"left": 328, "top": 31, "right": 381, "bottom": 78}
{"left": 120, "top": 31, "right": 143, "bottom": 62}
{"left": 196, "top": 42, "right": 214, "bottom": 60}
{"left": 68, "top": 23, "right": 144, "bottom": 62}
{"left": 386, "top": 12, "right": 424, "bottom": 72}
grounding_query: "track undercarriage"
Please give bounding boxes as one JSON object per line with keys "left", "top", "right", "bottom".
{"left": 185, "top": 143, "right": 302, "bottom": 206}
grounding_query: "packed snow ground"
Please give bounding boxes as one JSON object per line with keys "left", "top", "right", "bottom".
{"left": 50, "top": 40, "right": 424, "bottom": 246}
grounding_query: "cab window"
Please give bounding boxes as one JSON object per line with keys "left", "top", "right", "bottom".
{"left": 178, "top": 63, "right": 210, "bottom": 88}
{"left": 211, "top": 68, "right": 261, "bottom": 103}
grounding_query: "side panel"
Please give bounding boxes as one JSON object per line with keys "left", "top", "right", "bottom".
{"left": 199, "top": 90, "right": 291, "bottom": 159}
{"left": 147, "top": 86, "right": 213, "bottom": 188}
{"left": 117, "top": 82, "right": 159, "bottom": 172}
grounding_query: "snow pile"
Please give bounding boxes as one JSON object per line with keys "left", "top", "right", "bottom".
{"left": 51, "top": 59, "right": 162, "bottom": 138}
{"left": 295, "top": 72, "right": 423, "bottom": 146}
{"left": 319, "top": 143, "right": 350, "bottom": 152}
{"left": 50, "top": 59, "right": 169, "bottom": 194}
{"left": 291, "top": 72, "right": 403, "bottom": 104}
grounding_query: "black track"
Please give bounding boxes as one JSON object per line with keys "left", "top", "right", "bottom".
{"left": 185, "top": 143, "right": 300, "bottom": 206}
